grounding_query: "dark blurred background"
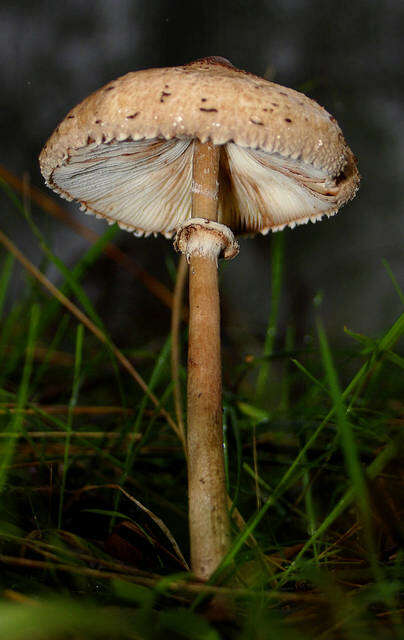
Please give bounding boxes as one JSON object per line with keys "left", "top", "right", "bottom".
{"left": 1, "top": 0, "right": 403, "bottom": 356}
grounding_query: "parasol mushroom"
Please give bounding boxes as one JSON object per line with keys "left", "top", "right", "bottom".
{"left": 39, "top": 56, "right": 359, "bottom": 581}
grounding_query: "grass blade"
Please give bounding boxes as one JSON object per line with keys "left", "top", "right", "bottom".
{"left": 58, "top": 324, "right": 84, "bottom": 528}
{"left": 316, "top": 316, "right": 371, "bottom": 531}
{"left": 382, "top": 258, "right": 404, "bottom": 305}
{"left": 0, "top": 304, "right": 40, "bottom": 493}
{"left": 0, "top": 253, "right": 14, "bottom": 321}
{"left": 256, "top": 232, "right": 284, "bottom": 403}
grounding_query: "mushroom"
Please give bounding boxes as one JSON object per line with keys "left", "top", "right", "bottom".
{"left": 39, "top": 56, "right": 359, "bottom": 581}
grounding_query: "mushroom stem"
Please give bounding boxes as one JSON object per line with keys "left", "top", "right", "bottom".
{"left": 186, "top": 140, "right": 230, "bottom": 581}
{"left": 191, "top": 139, "right": 220, "bottom": 223}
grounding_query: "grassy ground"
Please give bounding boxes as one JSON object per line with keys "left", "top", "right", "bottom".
{"left": 0, "top": 174, "right": 403, "bottom": 639}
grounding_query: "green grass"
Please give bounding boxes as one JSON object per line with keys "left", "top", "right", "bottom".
{"left": 0, "top": 180, "right": 403, "bottom": 639}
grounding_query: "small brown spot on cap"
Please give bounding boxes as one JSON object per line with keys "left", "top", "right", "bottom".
{"left": 126, "top": 112, "right": 139, "bottom": 119}
{"left": 250, "top": 117, "right": 263, "bottom": 125}
{"left": 200, "top": 107, "right": 218, "bottom": 112}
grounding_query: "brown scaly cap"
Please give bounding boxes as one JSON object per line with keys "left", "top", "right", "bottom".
{"left": 39, "top": 57, "right": 359, "bottom": 237}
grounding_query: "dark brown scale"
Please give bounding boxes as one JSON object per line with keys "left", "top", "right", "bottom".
{"left": 335, "top": 170, "right": 346, "bottom": 185}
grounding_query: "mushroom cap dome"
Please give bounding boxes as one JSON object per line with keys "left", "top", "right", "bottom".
{"left": 39, "top": 57, "right": 359, "bottom": 237}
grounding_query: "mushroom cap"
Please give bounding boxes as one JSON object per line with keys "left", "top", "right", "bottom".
{"left": 39, "top": 57, "right": 359, "bottom": 237}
